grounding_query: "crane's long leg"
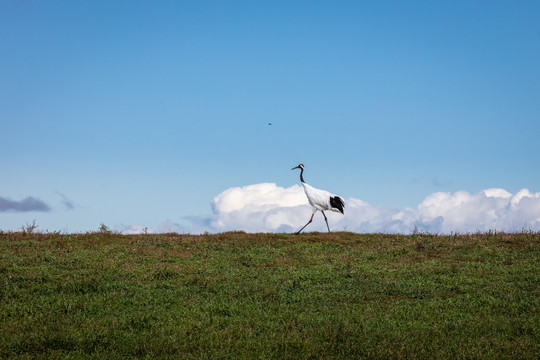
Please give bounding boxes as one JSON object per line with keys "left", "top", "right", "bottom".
{"left": 295, "top": 214, "right": 314, "bottom": 235}
{"left": 322, "top": 211, "right": 331, "bottom": 232}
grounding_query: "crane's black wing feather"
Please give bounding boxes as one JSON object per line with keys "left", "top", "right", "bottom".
{"left": 330, "top": 196, "right": 345, "bottom": 214}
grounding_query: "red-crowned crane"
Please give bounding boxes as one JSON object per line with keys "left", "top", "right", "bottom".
{"left": 292, "top": 164, "right": 345, "bottom": 234}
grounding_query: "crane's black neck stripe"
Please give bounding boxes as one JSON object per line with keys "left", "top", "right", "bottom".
{"left": 299, "top": 167, "right": 305, "bottom": 183}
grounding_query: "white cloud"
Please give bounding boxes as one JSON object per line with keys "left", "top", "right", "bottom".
{"left": 211, "top": 183, "right": 306, "bottom": 213}
{"left": 208, "top": 183, "right": 308, "bottom": 232}
{"left": 118, "top": 184, "right": 540, "bottom": 234}
{"left": 418, "top": 188, "right": 540, "bottom": 232}
{"left": 116, "top": 219, "right": 184, "bottom": 235}
{"left": 118, "top": 224, "right": 151, "bottom": 235}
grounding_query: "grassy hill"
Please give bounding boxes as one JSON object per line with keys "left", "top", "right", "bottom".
{"left": 1, "top": 230, "right": 538, "bottom": 359}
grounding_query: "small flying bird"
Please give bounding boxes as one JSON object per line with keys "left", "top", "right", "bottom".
{"left": 291, "top": 164, "right": 345, "bottom": 234}
{"left": 268, "top": 122, "right": 272, "bottom": 125}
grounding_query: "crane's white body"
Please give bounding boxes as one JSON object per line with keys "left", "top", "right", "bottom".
{"left": 292, "top": 164, "right": 344, "bottom": 234}
{"left": 302, "top": 182, "right": 341, "bottom": 213}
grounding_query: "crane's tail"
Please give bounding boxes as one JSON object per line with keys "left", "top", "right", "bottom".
{"left": 330, "top": 196, "right": 345, "bottom": 214}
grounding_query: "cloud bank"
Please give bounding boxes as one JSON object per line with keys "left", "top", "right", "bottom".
{"left": 118, "top": 183, "right": 540, "bottom": 234}
{"left": 0, "top": 196, "right": 51, "bottom": 212}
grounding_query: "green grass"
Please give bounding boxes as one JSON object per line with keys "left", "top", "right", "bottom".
{"left": 1, "top": 230, "right": 539, "bottom": 359}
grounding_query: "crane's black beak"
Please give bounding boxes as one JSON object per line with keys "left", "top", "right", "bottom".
{"left": 291, "top": 165, "right": 300, "bottom": 170}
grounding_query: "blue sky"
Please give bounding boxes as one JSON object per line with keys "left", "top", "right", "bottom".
{"left": 1, "top": 1, "right": 539, "bottom": 233}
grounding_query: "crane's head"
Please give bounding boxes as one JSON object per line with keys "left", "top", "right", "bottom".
{"left": 291, "top": 164, "right": 304, "bottom": 171}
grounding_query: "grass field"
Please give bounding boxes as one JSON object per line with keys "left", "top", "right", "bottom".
{"left": 1, "top": 230, "right": 538, "bottom": 359}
